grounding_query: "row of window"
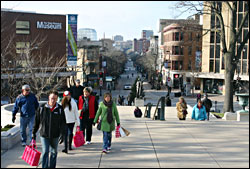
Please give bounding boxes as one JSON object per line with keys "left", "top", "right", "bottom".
{"left": 164, "top": 32, "right": 201, "bottom": 42}
{"left": 165, "top": 46, "right": 201, "bottom": 55}
{"left": 16, "top": 21, "right": 30, "bottom": 35}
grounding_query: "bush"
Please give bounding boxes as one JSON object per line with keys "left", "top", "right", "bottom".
{"left": 1, "top": 124, "right": 15, "bottom": 132}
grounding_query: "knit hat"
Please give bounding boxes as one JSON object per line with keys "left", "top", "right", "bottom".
{"left": 63, "top": 91, "right": 71, "bottom": 97}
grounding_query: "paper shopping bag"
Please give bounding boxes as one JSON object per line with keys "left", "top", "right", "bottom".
{"left": 22, "top": 140, "right": 41, "bottom": 166}
{"left": 121, "top": 127, "right": 130, "bottom": 136}
{"left": 119, "top": 127, "right": 126, "bottom": 137}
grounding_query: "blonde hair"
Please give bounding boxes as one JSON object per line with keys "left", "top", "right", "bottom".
{"left": 179, "top": 97, "right": 186, "bottom": 105}
{"left": 83, "top": 87, "right": 92, "bottom": 93}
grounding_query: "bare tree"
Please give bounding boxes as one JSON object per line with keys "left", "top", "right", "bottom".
{"left": 175, "top": 1, "right": 249, "bottom": 113}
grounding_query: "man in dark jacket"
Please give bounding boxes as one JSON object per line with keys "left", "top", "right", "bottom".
{"left": 32, "top": 90, "right": 66, "bottom": 168}
{"left": 202, "top": 93, "right": 213, "bottom": 121}
{"left": 12, "top": 84, "right": 39, "bottom": 146}
{"left": 69, "top": 79, "right": 84, "bottom": 105}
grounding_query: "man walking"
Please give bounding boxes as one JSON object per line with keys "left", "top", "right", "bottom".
{"left": 69, "top": 79, "right": 84, "bottom": 105}
{"left": 12, "top": 84, "right": 39, "bottom": 146}
{"left": 32, "top": 90, "right": 66, "bottom": 168}
{"left": 202, "top": 93, "right": 213, "bottom": 121}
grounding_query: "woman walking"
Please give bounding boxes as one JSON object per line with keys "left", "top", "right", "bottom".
{"left": 176, "top": 97, "right": 188, "bottom": 120}
{"left": 78, "top": 87, "right": 98, "bottom": 145}
{"left": 93, "top": 93, "right": 120, "bottom": 154}
{"left": 191, "top": 99, "right": 207, "bottom": 121}
{"left": 61, "top": 91, "right": 80, "bottom": 153}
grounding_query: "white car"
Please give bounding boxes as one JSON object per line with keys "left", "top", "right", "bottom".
{"left": 123, "top": 84, "right": 132, "bottom": 90}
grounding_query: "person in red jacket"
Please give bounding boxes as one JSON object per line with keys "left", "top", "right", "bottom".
{"left": 78, "top": 87, "right": 98, "bottom": 145}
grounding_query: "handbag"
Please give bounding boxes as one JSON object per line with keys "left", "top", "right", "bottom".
{"left": 182, "top": 110, "right": 188, "bottom": 116}
{"left": 115, "top": 125, "right": 121, "bottom": 138}
{"left": 97, "top": 120, "right": 102, "bottom": 130}
{"left": 22, "top": 139, "right": 41, "bottom": 166}
{"left": 73, "top": 126, "right": 85, "bottom": 147}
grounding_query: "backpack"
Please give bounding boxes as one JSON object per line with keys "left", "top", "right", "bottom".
{"left": 134, "top": 108, "right": 142, "bottom": 118}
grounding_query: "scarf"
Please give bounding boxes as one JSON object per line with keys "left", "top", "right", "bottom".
{"left": 103, "top": 100, "right": 113, "bottom": 124}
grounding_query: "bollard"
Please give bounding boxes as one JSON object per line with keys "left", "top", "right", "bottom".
{"left": 160, "top": 97, "right": 165, "bottom": 120}
{"left": 147, "top": 103, "right": 152, "bottom": 118}
{"left": 157, "top": 108, "right": 161, "bottom": 120}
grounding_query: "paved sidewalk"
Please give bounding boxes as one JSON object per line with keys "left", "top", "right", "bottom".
{"left": 1, "top": 106, "right": 249, "bottom": 168}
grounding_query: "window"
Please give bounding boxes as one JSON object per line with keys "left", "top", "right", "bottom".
{"left": 242, "top": 60, "right": 248, "bottom": 74}
{"left": 215, "top": 59, "right": 220, "bottom": 73}
{"left": 210, "top": 31, "right": 215, "bottom": 43}
{"left": 211, "top": 14, "right": 215, "bottom": 29}
{"left": 209, "top": 60, "right": 214, "bottom": 72}
{"left": 188, "top": 46, "right": 192, "bottom": 56}
{"left": 189, "top": 32, "right": 192, "bottom": 41}
{"left": 174, "top": 32, "right": 180, "bottom": 41}
{"left": 243, "top": 45, "right": 248, "bottom": 59}
{"left": 210, "top": 45, "right": 214, "bottom": 58}
{"left": 174, "top": 61, "right": 179, "bottom": 70}
{"left": 221, "top": 54, "right": 225, "bottom": 69}
{"left": 180, "top": 32, "right": 184, "bottom": 41}
{"left": 179, "top": 61, "right": 183, "bottom": 70}
{"left": 216, "top": 32, "right": 220, "bottom": 43}
{"left": 215, "top": 45, "right": 220, "bottom": 58}
{"left": 196, "top": 33, "right": 201, "bottom": 42}
{"left": 16, "top": 21, "right": 30, "bottom": 34}
{"left": 238, "top": 1, "right": 243, "bottom": 12}
{"left": 16, "top": 42, "right": 30, "bottom": 54}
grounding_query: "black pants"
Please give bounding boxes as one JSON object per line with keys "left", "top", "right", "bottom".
{"left": 64, "top": 123, "right": 75, "bottom": 150}
{"left": 179, "top": 117, "right": 186, "bottom": 120}
{"left": 80, "top": 118, "right": 94, "bottom": 142}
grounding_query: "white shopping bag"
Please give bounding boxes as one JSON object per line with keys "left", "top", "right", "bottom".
{"left": 119, "top": 127, "right": 126, "bottom": 137}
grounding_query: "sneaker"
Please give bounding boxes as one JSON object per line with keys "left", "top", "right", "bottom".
{"left": 21, "top": 142, "right": 27, "bottom": 147}
{"left": 102, "top": 149, "right": 108, "bottom": 154}
{"left": 86, "top": 141, "right": 91, "bottom": 145}
{"left": 107, "top": 147, "right": 111, "bottom": 151}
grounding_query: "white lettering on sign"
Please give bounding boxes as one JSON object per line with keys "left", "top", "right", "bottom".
{"left": 37, "top": 21, "right": 62, "bottom": 30}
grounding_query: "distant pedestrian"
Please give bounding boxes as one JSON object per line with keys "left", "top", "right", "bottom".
{"left": 118, "top": 95, "right": 122, "bottom": 105}
{"left": 196, "top": 93, "right": 201, "bottom": 103}
{"left": 166, "top": 96, "right": 172, "bottom": 107}
{"left": 61, "top": 91, "right": 80, "bottom": 153}
{"left": 69, "top": 79, "right": 84, "bottom": 105}
{"left": 191, "top": 99, "right": 207, "bottom": 121}
{"left": 32, "top": 90, "right": 66, "bottom": 168}
{"left": 134, "top": 106, "right": 142, "bottom": 118}
{"left": 176, "top": 97, "right": 188, "bottom": 120}
{"left": 12, "top": 84, "right": 39, "bottom": 146}
{"left": 93, "top": 93, "right": 120, "bottom": 153}
{"left": 127, "top": 95, "right": 132, "bottom": 106}
{"left": 78, "top": 87, "right": 98, "bottom": 145}
{"left": 121, "top": 96, "right": 125, "bottom": 105}
{"left": 202, "top": 93, "right": 212, "bottom": 121}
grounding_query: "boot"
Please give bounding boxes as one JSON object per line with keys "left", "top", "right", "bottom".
{"left": 69, "top": 134, "right": 73, "bottom": 150}
{"left": 62, "top": 135, "right": 68, "bottom": 153}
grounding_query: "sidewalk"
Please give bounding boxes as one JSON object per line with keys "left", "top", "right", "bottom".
{"left": 1, "top": 106, "right": 249, "bottom": 168}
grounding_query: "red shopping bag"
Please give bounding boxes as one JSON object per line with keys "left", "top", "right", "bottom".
{"left": 22, "top": 140, "right": 41, "bottom": 166}
{"left": 115, "top": 125, "right": 121, "bottom": 138}
{"left": 73, "top": 126, "right": 85, "bottom": 147}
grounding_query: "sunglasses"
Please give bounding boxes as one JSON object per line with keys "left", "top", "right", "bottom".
{"left": 25, "top": 89, "right": 30, "bottom": 92}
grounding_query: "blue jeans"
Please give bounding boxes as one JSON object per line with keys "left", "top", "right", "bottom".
{"left": 40, "top": 136, "right": 59, "bottom": 168}
{"left": 103, "top": 131, "right": 112, "bottom": 150}
{"left": 20, "top": 115, "right": 35, "bottom": 144}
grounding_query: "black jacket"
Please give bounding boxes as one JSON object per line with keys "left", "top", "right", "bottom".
{"left": 33, "top": 103, "right": 66, "bottom": 139}
{"left": 202, "top": 98, "right": 213, "bottom": 112}
{"left": 69, "top": 85, "right": 84, "bottom": 101}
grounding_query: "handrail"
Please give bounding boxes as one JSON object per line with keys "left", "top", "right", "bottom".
{"left": 152, "top": 98, "right": 162, "bottom": 120}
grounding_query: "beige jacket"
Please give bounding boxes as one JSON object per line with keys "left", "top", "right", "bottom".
{"left": 176, "top": 102, "right": 187, "bottom": 119}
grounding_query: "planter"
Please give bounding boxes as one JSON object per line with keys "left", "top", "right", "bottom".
{"left": 1, "top": 125, "right": 21, "bottom": 150}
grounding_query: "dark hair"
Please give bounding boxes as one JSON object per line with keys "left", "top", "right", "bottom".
{"left": 61, "top": 97, "right": 72, "bottom": 111}
{"left": 49, "top": 90, "right": 58, "bottom": 96}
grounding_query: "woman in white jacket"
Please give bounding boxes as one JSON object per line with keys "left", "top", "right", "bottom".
{"left": 61, "top": 91, "right": 80, "bottom": 153}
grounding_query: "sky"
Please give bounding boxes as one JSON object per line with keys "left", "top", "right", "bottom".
{"left": 1, "top": 1, "right": 199, "bottom": 41}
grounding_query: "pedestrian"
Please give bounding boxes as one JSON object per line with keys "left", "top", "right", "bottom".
{"left": 196, "top": 93, "right": 201, "bottom": 103}
{"left": 176, "top": 97, "right": 188, "bottom": 120}
{"left": 121, "top": 96, "right": 125, "bottom": 105}
{"left": 61, "top": 91, "right": 80, "bottom": 153}
{"left": 93, "top": 92, "right": 120, "bottom": 153}
{"left": 191, "top": 99, "right": 207, "bottom": 121}
{"left": 127, "top": 95, "right": 131, "bottom": 106}
{"left": 12, "top": 84, "right": 39, "bottom": 146}
{"left": 118, "top": 95, "right": 122, "bottom": 105}
{"left": 134, "top": 106, "right": 142, "bottom": 118}
{"left": 166, "top": 96, "right": 172, "bottom": 107}
{"left": 202, "top": 93, "right": 213, "bottom": 121}
{"left": 32, "top": 90, "right": 66, "bottom": 168}
{"left": 78, "top": 87, "right": 98, "bottom": 145}
{"left": 69, "top": 79, "right": 84, "bottom": 105}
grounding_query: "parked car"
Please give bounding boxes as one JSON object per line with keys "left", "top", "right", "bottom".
{"left": 123, "top": 84, "right": 132, "bottom": 90}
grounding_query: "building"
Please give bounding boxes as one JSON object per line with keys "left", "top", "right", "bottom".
{"left": 114, "top": 40, "right": 133, "bottom": 51}
{"left": 114, "top": 35, "right": 124, "bottom": 42}
{"left": 77, "top": 38, "right": 102, "bottom": 87}
{"left": 1, "top": 9, "right": 72, "bottom": 92}
{"left": 160, "top": 19, "right": 202, "bottom": 89}
{"left": 200, "top": 1, "right": 249, "bottom": 95}
{"left": 78, "top": 28, "right": 97, "bottom": 41}
{"left": 142, "top": 30, "right": 154, "bottom": 40}
{"left": 133, "top": 38, "right": 150, "bottom": 55}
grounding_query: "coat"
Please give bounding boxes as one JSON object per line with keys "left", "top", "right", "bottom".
{"left": 94, "top": 101, "right": 120, "bottom": 132}
{"left": 176, "top": 102, "right": 187, "bottom": 119}
{"left": 191, "top": 104, "right": 207, "bottom": 121}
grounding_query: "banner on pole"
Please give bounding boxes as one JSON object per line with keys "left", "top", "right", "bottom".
{"left": 67, "top": 14, "right": 78, "bottom": 66}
